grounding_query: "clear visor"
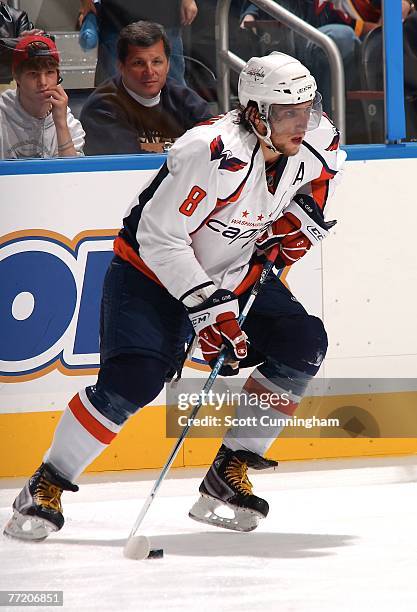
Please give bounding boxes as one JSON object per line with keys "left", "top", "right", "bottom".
{"left": 268, "top": 92, "right": 323, "bottom": 134}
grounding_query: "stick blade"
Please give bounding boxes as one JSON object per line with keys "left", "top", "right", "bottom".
{"left": 123, "top": 535, "right": 150, "bottom": 560}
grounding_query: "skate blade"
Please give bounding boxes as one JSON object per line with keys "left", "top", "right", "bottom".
{"left": 188, "top": 494, "right": 260, "bottom": 532}
{"left": 3, "top": 510, "right": 57, "bottom": 542}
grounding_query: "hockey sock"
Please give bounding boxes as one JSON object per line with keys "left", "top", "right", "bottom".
{"left": 44, "top": 388, "right": 123, "bottom": 482}
{"left": 223, "top": 361, "right": 313, "bottom": 457}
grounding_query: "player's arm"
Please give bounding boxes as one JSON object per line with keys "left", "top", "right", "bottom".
{"left": 300, "top": 113, "right": 346, "bottom": 212}
{"left": 256, "top": 193, "right": 336, "bottom": 267}
{"left": 137, "top": 134, "right": 219, "bottom": 301}
{"left": 300, "top": 154, "right": 346, "bottom": 213}
{"left": 257, "top": 129, "right": 345, "bottom": 267}
{"left": 137, "top": 135, "right": 248, "bottom": 373}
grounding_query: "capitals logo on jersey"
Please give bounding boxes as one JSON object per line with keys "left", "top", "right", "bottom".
{"left": 325, "top": 128, "right": 341, "bottom": 151}
{"left": 323, "top": 115, "right": 341, "bottom": 151}
{"left": 210, "top": 136, "right": 248, "bottom": 172}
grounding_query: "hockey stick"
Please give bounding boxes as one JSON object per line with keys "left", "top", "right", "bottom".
{"left": 124, "top": 249, "right": 281, "bottom": 559}
{"left": 172, "top": 332, "right": 198, "bottom": 384}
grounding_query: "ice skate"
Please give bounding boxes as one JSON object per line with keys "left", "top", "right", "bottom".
{"left": 3, "top": 463, "right": 78, "bottom": 541}
{"left": 189, "top": 445, "right": 277, "bottom": 532}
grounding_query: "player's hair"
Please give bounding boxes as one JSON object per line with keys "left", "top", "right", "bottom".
{"left": 117, "top": 21, "right": 171, "bottom": 63}
{"left": 234, "top": 101, "right": 259, "bottom": 135}
{"left": 14, "top": 55, "right": 59, "bottom": 79}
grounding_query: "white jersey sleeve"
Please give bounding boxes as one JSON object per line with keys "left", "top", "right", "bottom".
{"left": 293, "top": 114, "right": 346, "bottom": 214}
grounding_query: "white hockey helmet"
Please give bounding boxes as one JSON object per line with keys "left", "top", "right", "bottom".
{"left": 238, "top": 52, "right": 317, "bottom": 119}
{"left": 238, "top": 52, "right": 322, "bottom": 150}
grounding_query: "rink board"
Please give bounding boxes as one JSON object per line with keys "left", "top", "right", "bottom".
{"left": 1, "top": 156, "right": 417, "bottom": 476}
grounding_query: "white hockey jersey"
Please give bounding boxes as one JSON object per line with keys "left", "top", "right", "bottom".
{"left": 116, "top": 111, "right": 346, "bottom": 302}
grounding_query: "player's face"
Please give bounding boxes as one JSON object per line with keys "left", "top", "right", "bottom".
{"left": 119, "top": 40, "right": 170, "bottom": 99}
{"left": 268, "top": 101, "right": 314, "bottom": 156}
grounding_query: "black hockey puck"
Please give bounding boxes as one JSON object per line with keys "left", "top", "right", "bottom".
{"left": 147, "top": 548, "right": 164, "bottom": 559}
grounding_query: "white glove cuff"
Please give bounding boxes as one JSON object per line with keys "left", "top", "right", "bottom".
{"left": 285, "top": 198, "right": 330, "bottom": 244}
{"left": 182, "top": 284, "right": 217, "bottom": 308}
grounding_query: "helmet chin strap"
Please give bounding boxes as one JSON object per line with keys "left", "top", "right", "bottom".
{"left": 250, "top": 118, "right": 279, "bottom": 154}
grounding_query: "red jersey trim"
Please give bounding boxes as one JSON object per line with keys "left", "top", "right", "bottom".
{"left": 113, "top": 236, "right": 163, "bottom": 287}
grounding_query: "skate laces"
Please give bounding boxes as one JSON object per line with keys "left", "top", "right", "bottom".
{"left": 225, "top": 457, "right": 253, "bottom": 496}
{"left": 34, "top": 476, "right": 63, "bottom": 513}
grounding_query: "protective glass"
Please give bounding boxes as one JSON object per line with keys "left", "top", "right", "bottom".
{"left": 268, "top": 92, "right": 323, "bottom": 134}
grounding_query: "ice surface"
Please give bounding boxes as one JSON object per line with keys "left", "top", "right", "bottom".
{"left": 1, "top": 456, "right": 417, "bottom": 611}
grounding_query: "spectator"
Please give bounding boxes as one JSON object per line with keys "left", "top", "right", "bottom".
{"left": 0, "top": 1, "right": 44, "bottom": 88}
{"left": 332, "top": 0, "right": 381, "bottom": 22}
{"left": 361, "top": 1, "right": 415, "bottom": 90}
{"left": 404, "top": 2, "right": 417, "bottom": 91}
{"left": 80, "top": 21, "right": 211, "bottom": 155}
{"left": 0, "top": 35, "right": 85, "bottom": 159}
{"left": 240, "top": 0, "right": 369, "bottom": 113}
{"left": 79, "top": 0, "right": 198, "bottom": 86}
{"left": 358, "top": 1, "right": 417, "bottom": 140}
{"left": 183, "top": 0, "right": 259, "bottom": 99}
{"left": 403, "top": 3, "right": 417, "bottom": 138}
{"left": 0, "top": 1, "right": 32, "bottom": 38}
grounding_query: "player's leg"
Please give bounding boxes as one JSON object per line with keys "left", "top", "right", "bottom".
{"left": 190, "top": 276, "right": 327, "bottom": 530}
{"left": 224, "top": 312, "right": 327, "bottom": 456}
{"left": 4, "top": 257, "right": 191, "bottom": 540}
{"left": 5, "top": 353, "right": 169, "bottom": 541}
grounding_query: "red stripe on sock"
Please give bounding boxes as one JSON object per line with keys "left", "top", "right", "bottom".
{"left": 69, "top": 394, "right": 116, "bottom": 444}
{"left": 243, "top": 377, "right": 299, "bottom": 416}
{"left": 274, "top": 399, "right": 299, "bottom": 417}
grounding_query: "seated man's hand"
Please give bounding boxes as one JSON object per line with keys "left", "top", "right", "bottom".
{"left": 187, "top": 289, "right": 247, "bottom": 375}
{"left": 240, "top": 14, "right": 256, "bottom": 30}
{"left": 181, "top": 0, "right": 198, "bottom": 26}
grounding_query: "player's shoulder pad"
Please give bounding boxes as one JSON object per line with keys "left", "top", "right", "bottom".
{"left": 167, "top": 113, "right": 252, "bottom": 176}
{"left": 303, "top": 113, "right": 346, "bottom": 173}
{"left": 167, "top": 129, "right": 213, "bottom": 175}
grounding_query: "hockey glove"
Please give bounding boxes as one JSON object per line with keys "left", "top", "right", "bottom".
{"left": 187, "top": 289, "right": 247, "bottom": 375}
{"left": 256, "top": 194, "right": 336, "bottom": 267}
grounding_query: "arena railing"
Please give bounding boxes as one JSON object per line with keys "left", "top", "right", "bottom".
{"left": 215, "top": 0, "right": 346, "bottom": 141}
{"left": 0, "top": 0, "right": 415, "bottom": 173}
{"left": 215, "top": 0, "right": 407, "bottom": 145}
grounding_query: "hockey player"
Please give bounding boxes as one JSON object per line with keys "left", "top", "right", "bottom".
{"left": 4, "top": 52, "right": 345, "bottom": 539}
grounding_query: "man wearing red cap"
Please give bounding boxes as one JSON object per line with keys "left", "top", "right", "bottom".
{"left": 0, "top": 35, "right": 84, "bottom": 158}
